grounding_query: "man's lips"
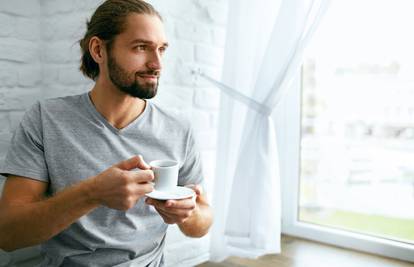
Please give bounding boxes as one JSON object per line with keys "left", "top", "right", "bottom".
{"left": 137, "top": 73, "right": 159, "bottom": 80}
{"left": 137, "top": 75, "right": 158, "bottom": 83}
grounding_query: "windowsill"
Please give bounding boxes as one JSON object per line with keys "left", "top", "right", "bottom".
{"left": 198, "top": 235, "right": 413, "bottom": 267}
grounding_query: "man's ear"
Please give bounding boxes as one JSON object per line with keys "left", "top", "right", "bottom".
{"left": 89, "top": 36, "right": 106, "bottom": 64}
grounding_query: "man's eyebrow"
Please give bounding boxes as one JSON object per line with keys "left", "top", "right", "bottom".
{"left": 130, "top": 39, "right": 169, "bottom": 47}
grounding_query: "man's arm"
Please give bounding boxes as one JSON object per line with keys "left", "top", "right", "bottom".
{"left": 146, "top": 185, "right": 213, "bottom": 237}
{"left": 0, "top": 176, "right": 99, "bottom": 251}
{"left": 0, "top": 156, "right": 154, "bottom": 252}
{"left": 177, "top": 191, "right": 213, "bottom": 237}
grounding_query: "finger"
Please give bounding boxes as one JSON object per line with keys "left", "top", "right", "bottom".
{"left": 136, "top": 155, "right": 151, "bottom": 170}
{"left": 134, "top": 182, "right": 154, "bottom": 194}
{"left": 162, "top": 207, "right": 194, "bottom": 219}
{"left": 149, "top": 199, "right": 196, "bottom": 212}
{"left": 185, "top": 184, "right": 202, "bottom": 196}
{"left": 115, "top": 156, "right": 141, "bottom": 171}
{"left": 155, "top": 209, "right": 177, "bottom": 224}
{"left": 146, "top": 201, "right": 180, "bottom": 221}
{"left": 165, "top": 199, "right": 196, "bottom": 209}
{"left": 145, "top": 198, "right": 164, "bottom": 206}
{"left": 153, "top": 203, "right": 193, "bottom": 219}
{"left": 131, "top": 170, "right": 154, "bottom": 183}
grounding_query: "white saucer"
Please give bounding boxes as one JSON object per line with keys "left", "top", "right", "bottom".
{"left": 146, "top": 186, "right": 195, "bottom": 200}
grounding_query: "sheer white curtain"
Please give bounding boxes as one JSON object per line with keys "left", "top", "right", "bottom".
{"left": 205, "top": 0, "right": 330, "bottom": 261}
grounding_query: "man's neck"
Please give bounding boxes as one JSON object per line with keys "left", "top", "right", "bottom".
{"left": 89, "top": 79, "right": 146, "bottom": 130}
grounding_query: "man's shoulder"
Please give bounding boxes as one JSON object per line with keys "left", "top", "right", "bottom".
{"left": 21, "top": 93, "right": 85, "bottom": 125}
{"left": 149, "top": 101, "right": 192, "bottom": 132}
{"left": 39, "top": 93, "right": 84, "bottom": 111}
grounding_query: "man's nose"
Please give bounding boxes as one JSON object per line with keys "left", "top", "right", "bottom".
{"left": 147, "top": 51, "right": 162, "bottom": 71}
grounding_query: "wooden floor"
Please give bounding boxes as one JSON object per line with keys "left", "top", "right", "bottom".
{"left": 198, "top": 235, "right": 414, "bottom": 267}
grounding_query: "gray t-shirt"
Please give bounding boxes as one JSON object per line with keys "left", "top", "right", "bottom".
{"left": 0, "top": 92, "right": 203, "bottom": 267}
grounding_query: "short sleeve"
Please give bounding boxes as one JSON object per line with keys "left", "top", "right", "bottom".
{"left": 178, "top": 126, "right": 204, "bottom": 188}
{"left": 0, "top": 102, "right": 49, "bottom": 182}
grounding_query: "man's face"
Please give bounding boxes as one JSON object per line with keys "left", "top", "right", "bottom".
{"left": 105, "top": 14, "right": 168, "bottom": 99}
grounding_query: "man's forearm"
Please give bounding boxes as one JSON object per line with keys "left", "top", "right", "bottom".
{"left": 178, "top": 200, "right": 213, "bottom": 238}
{"left": 0, "top": 179, "right": 99, "bottom": 251}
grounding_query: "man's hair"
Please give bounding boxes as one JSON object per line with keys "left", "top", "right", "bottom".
{"left": 79, "top": 0, "right": 162, "bottom": 80}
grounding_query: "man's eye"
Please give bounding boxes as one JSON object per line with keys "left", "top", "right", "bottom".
{"left": 159, "top": 47, "right": 166, "bottom": 54}
{"left": 135, "top": 45, "right": 147, "bottom": 51}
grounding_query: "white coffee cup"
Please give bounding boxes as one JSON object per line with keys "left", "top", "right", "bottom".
{"left": 149, "top": 160, "right": 179, "bottom": 191}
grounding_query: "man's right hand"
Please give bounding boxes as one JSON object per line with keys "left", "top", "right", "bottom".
{"left": 88, "top": 155, "right": 154, "bottom": 210}
{"left": 0, "top": 155, "right": 154, "bottom": 251}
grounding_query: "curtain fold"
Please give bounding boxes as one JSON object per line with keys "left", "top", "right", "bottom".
{"left": 207, "top": 0, "right": 330, "bottom": 261}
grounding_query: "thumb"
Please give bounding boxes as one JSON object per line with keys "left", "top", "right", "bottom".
{"left": 185, "top": 184, "right": 203, "bottom": 196}
{"left": 115, "top": 156, "right": 140, "bottom": 170}
{"left": 136, "top": 155, "right": 151, "bottom": 170}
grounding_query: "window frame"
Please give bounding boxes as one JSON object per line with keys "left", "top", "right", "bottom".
{"left": 274, "top": 73, "right": 414, "bottom": 262}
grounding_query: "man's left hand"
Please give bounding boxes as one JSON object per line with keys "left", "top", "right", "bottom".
{"left": 145, "top": 185, "right": 202, "bottom": 224}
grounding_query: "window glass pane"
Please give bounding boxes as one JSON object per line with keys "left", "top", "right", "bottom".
{"left": 300, "top": 0, "right": 414, "bottom": 244}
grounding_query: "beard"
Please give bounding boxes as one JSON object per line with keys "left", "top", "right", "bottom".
{"left": 107, "top": 53, "right": 159, "bottom": 99}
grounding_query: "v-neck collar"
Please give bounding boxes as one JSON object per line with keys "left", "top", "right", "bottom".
{"left": 82, "top": 92, "right": 150, "bottom": 135}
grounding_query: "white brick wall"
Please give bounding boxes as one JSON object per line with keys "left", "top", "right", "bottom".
{"left": 0, "top": 0, "right": 40, "bottom": 17}
{"left": 0, "top": 0, "right": 228, "bottom": 265}
{"left": 0, "top": 0, "right": 42, "bottom": 166}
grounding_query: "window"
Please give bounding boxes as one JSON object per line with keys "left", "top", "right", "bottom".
{"left": 279, "top": 0, "right": 414, "bottom": 261}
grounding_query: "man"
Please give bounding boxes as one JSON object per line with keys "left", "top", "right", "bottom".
{"left": 0, "top": 0, "right": 213, "bottom": 266}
